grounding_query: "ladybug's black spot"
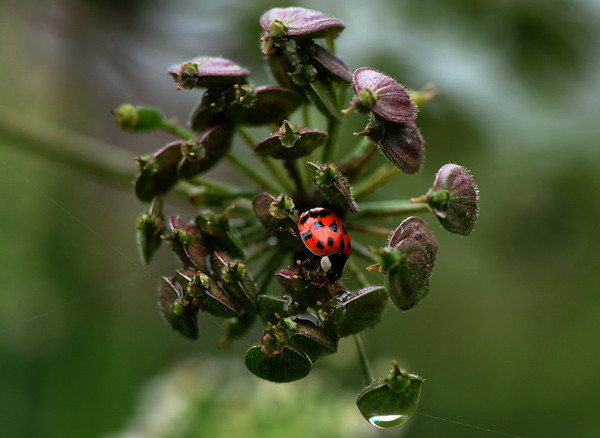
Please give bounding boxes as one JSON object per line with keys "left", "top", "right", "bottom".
{"left": 309, "top": 210, "right": 320, "bottom": 218}
{"left": 327, "top": 237, "right": 334, "bottom": 247}
{"left": 339, "top": 238, "right": 345, "bottom": 253}
{"left": 316, "top": 240, "right": 325, "bottom": 250}
{"left": 301, "top": 230, "right": 313, "bottom": 241}
{"left": 318, "top": 210, "right": 331, "bottom": 218}
{"left": 329, "top": 223, "right": 339, "bottom": 233}
{"left": 299, "top": 214, "right": 309, "bottom": 225}
{"left": 342, "top": 224, "right": 348, "bottom": 234}
{"left": 347, "top": 240, "right": 352, "bottom": 250}
{"left": 313, "top": 221, "right": 324, "bottom": 229}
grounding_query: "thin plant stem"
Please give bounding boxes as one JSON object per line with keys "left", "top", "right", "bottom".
{"left": 338, "top": 137, "right": 377, "bottom": 182}
{"left": 225, "top": 153, "right": 282, "bottom": 193}
{"left": 347, "top": 222, "right": 392, "bottom": 238}
{"left": 352, "top": 164, "right": 399, "bottom": 200}
{"left": 263, "top": 157, "right": 295, "bottom": 193}
{"left": 353, "top": 332, "right": 374, "bottom": 385}
{"left": 255, "top": 247, "right": 288, "bottom": 293}
{"left": 236, "top": 127, "right": 294, "bottom": 193}
{"left": 347, "top": 258, "right": 375, "bottom": 385}
{"left": 284, "top": 159, "right": 305, "bottom": 193}
{"left": 322, "top": 118, "right": 340, "bottom": 162}
{"left": 160, "top": 119, "right": 195, "bottom": 141}
{"left": 347, "top": 258, "right": 370, "bottom": 290}
{"left": 302, "top": 104, "right": 311, "bottom": 127}
{"left": 354, "top": 200, "right": 430, "bottom": 218}
{"left": 350, "top": 240, "right": 378, "bottom": 263}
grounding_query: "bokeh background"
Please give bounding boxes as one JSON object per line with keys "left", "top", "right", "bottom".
{"left": 1, "top": 0, "right": 600, "bottom": 437}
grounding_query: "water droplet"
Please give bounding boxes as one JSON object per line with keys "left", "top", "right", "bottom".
{"left": 368, "top": 414, "right": 411, "bottom": 429}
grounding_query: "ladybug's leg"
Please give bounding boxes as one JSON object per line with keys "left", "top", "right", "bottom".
{"left": 277, "top": 226, "right": 299, "bottom": 239}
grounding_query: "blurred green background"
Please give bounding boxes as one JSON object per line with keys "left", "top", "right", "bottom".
{"left": 1, "top": 0, "right": 599, "bottom": 437}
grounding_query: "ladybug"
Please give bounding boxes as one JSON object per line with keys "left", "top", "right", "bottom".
{"left": 297, "top": 208, "right": 352, "bottom": 281}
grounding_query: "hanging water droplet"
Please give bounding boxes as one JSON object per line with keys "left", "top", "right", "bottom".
{"left": 356, "top": 361, "right": 424, "bottom": 429}
{"left": 368, "top": 414, "right": 411, "bottom": 429}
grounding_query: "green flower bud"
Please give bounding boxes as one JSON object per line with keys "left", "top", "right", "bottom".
{"left": 112, "top": 104, "right": 166, "bottom": 132}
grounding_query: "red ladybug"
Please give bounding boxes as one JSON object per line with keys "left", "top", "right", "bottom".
{"left": 297, "top": 208, "right": 352, "bottom": 281}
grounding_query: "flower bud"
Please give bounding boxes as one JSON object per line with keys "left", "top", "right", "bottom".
{"left": 356, "top": 362, "right": 423, "bottom": 429}
{"left": 359, "top": 117, "right": 425, "bottom": 175}
{"left": 422, "top": 163, "right": 479, "bottom": 236}
{"left": 135, "top": 198, "right": 165, "bottom": 265}
{"left": 252, "top": 193, "right": 298, "bottom": 245}
{"left": 178, "top": 124, "right": 234, "bottom": 179}
{"left": 164, "top": 215, "right": 210, "bottom": 271}
{"left": 112, "top": 104, "right": 165, "bottom": 132}
{"left": 387, "top": 216, "right": 438, "bottom": 265}
{"left": 294, "top": 39, "right": 352, "bottom": 83}
{"left": 195, "top": 207, "right": 245, "bottom": 259}
{"left": 305, "top": 161, "right": 359, "bottom": 213}
{"left": 275, "top": 267, "right": 330, "bottom": 309}
{"left": 168, "top": 57, "right": 250, "bottom": 89}
{"left": 158, "top": 276, "right": 200, "bottom": 340}
{"left": 257, "top": 294, "right": 296, "bottom": 324}
{"left": 372, "top": 239, "right": 432, "bottom": 311}
{"left": 189, "top": 89, "right": 231, "bottom": 132}
{"left": 323, "top": 286, "right": 387, "bottom": 337}
{"left": 176, "top": 269, "right": 239, "bottom": 318}
{"left": 288, "top": 316, "right": 338, "bottom": 362}
{"left": 260, "top": 7, "right": 345, "bottom": 41}
{"left": 244, "top": 342, "right": 312, "bottom": 383}
{"left": 211, "top": 251, "right": 257, "bottom": 313}
{"left": 134, "top": 142, "right": 182, "bottom": 202}
{"left": 225, "top": 86, "right": 303, "bottom": 126}
{"left": 345, "top": 67, "right": 418, "bottom": 123}
{"left": 254, "top": 121, "right": 328, "bottom": 159}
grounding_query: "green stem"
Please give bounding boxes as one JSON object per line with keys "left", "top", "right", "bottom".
{"left": 352, "top": 164, "right": 399, "bottom": 200}
{"left": 161, "top": 119, "right": 195, "bottom": 141}
{"left": 354, "top": 200, "right": 430, "bottom": 218}
{"left": 349, "top": 240, "right": 378, "bottom": 263}
{"left": 347, "top": 258, "right": 370, "bottom": 289}
{"left": 255, "top": 247, "right": 288, "bottom": 293}
{"left": 225, "top": 153, "right": 282, "bottom": 194}
{"left": 347, "top": 223, "right": 392, "bottom": 238}
{"left": 284, "top": 159, "right": 305, "bottom": 193}
{"left": 322, "top": 119, "right": 340, "bottom": 162}
{"left": 0, "top": 109, "right": 133, "bottom": 188}
{"left": 302, "top": 104, "right": 311, "bottom": 127}
{"left": 236, "top": 127, "right": 294, "bottom": 193}
{"left": 188, "top": 177, "right": 241, "bottom": 193}
{"left": 347, "top": 258, "right": 376, "bottom": 385}
{"left": 353, "top": 333, "right": 374, "bottom": 385}
{"left": 337, "top": 137, "right": 377, "bottom": 182}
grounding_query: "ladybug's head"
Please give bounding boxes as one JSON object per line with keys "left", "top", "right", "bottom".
{"left": 320, "top": 252, "right": 349, "bottom": 282}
